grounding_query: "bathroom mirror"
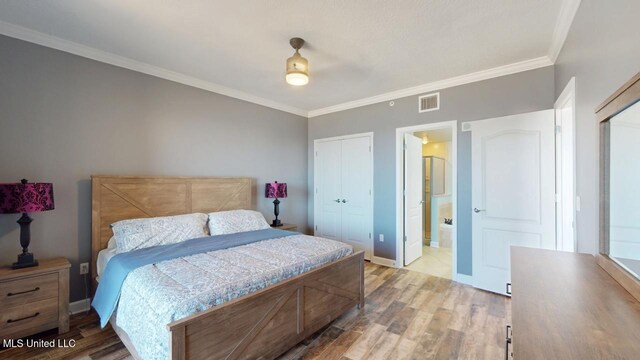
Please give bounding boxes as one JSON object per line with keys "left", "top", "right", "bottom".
{"left": 609, "top": 100, "right": 640, "bottom": 279}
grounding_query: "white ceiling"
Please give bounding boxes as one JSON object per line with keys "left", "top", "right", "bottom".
{"left": 0, "top": 0, "right": 571, "bottom": 116}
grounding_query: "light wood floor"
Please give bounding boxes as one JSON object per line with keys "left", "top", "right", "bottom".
{"left": 0, "top": 262, "right": 509, "bottom": 360}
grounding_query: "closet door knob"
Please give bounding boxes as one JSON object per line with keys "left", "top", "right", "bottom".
{"left": 473, "top": 207, "right": 486, "bottom": 213}
{"left": 334, "top": 199, "right": 341, "bottom": 203}
{"left": 342, "top": 199, "right": 348, "bottom": 203}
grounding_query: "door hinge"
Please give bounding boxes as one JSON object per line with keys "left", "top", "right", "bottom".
{"left": 315, "top": 151, "right": 318, "bottom": 157}
{"left": 403, "top": 235, "right": 407, "bottom": 242}
{"left": 369, "top": 233, "right": 371, "bottom": 239}
{"left": 555, "top": 193, "right": 560, "bottom": 202}
{"left": 315, "top": 225, "right": 318, "bottom": 231}
{"left": 369, "top": 145, "right": 372, "bottom": 152}
{"left": 315, "top": 188, "right": 318, "bottom": 194}
{"left": 369, "top": 189, "right": 372, "bottom": 195}
{"left": 403, "top": 143, "right": 407, "bottom": 150}
{"left": 555, "top": 125, "right": 562, "bottom": 134}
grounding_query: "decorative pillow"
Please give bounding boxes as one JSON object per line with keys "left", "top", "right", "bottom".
{"left": 207, "top": 210, "right": 270, "bottom": 236}
{"left": 112, "top": 213, "right": 209, "bottom": 253}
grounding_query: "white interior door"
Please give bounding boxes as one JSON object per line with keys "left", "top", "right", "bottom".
{"left": 472, "top": 110, "right": 556, "bottom": 295}
{"left": 404, "top": 134, "right": 424, "bottom": 265}
{"left": 341, "top": 136, "right": 373, "bottom": 260}
{"left": 315, "top": 140, "right": 342, "bottom": 241}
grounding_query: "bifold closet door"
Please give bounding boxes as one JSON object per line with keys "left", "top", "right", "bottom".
{"left": 316, "top": 140, "right": 342, "bottom": 240}
{"left": 341, "top": 136, "right": 372, "bottom": 259}
{"left": 315, "top": 135, "right": 373, "bottom": 260}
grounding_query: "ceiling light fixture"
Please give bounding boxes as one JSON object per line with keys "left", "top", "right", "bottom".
{"left": 286, "top": 37, "right": 309, "bottom": 86}
{"left": 422, "top": 136, "right": 429, "bottom": 145}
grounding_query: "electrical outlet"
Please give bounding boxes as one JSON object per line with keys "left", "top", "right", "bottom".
{"left": 379, "top": 234, "right": 384, "bottom": 242}
{"left": 79, "top": 262, "right": 89, "bottom": 275}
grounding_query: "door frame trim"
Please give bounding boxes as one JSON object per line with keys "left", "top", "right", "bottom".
{"left": 313, "top": 132, "right": 374, "bottom": 260}
{"left": 395, "top": 121, "right": 458, "bottom": 281}
{"left": 554, "top": 77, "right": 577, "bottom": 252}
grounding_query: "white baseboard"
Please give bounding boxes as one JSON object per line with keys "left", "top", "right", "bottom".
{"left": 454, "top": 273, "right": 473, "bottom": 285}
{"left": 371, "top": 256, "right": 399, "bottom": 268}
{"left": 69, "top": 298, "right": 91, "bottom": 315}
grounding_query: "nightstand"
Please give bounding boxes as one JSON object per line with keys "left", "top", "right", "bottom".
{"left": 0, "top": 257, "right": 71, "bottom": 339}
{"left": 271, "top": 223, "right": 297, "bottom": 231}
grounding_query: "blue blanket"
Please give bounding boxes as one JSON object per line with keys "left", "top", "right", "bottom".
{"left": 91, "top": 228, "right": 295, "bottom": 327}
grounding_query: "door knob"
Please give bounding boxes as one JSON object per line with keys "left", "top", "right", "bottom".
{"left": 341, "top": 199, "right": 348, "bottom": 203}
{"left": 334, "top": 199, "right": 341, "bottom": 203}
{"left": 420, "top": 200, "right": 425, "bottom": 204}
{"left": 473, "top": 208, "right": 486, "bottom": 213}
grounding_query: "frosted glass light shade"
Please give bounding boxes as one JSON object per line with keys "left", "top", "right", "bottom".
{"left": 286, "top": 51, "right": 309, "bottom": 86}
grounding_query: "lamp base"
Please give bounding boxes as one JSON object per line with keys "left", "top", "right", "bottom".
{"left": 12, "top": 252, "right": 38, "bottom": 269}
{"left": 271, "top": 219, "right": 282, "bottom": 227}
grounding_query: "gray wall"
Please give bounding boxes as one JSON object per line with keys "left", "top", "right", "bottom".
{"left": 308, "top": 66, "right": 555, "bottom": 275}
{"left": 554, "top": 0, "right": 640, "bottom": 255}
{"left": 0, "top": 35, "right": 308, "bottom": 302}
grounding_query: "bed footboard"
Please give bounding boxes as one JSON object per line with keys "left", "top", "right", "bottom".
{"left": 167, "top": 250, "right": 365, "bottom": 360}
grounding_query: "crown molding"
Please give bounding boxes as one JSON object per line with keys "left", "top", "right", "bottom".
{"left": 1, "top": 12, "right": 570, "bottom": 120}
{"left": 548, "top": 0, "right": 581, "bottom": 62}
{"left": 0, "top": 21, "right": 308, "bottom": 117}
{"left": 307, "top": 56, "right": 553, "bottom": 118}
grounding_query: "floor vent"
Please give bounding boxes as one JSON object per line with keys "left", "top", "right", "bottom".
{"left": 419, "top": 92, "right": 440, "bottom": 113}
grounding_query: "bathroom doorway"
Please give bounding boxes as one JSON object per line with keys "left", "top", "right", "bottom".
{"left": 396, "top": 122, "right": 456, "bottom": 280}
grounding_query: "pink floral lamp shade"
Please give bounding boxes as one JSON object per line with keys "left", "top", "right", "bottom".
{"left": 265, "top": 181, "right": 287, "bottom": 227}
{"left": 0, "top": 179, "right": 55, "bottom": 269}
{"left": 265, "top": 182, "right": 287, "bottom": 199}
{"left": 0, "top": 182, "right": 55, "bottom": 214}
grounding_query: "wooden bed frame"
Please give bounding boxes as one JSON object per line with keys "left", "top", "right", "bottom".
{"left": 91, "top": 175, "right": 365, "bottom": 360}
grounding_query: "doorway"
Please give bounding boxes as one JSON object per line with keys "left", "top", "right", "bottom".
{"left": 395, "top": 121, "right": 458, "bottom": 280}
{"left": 555, "top": 77, "right": 577, "bottom": 252}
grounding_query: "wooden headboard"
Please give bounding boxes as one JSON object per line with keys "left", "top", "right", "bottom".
{"left": 91, "top": 175, "right": 253, "bottom": 285}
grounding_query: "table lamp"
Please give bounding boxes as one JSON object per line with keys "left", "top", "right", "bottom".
{"left": 265, "top": 181, "right": 287, "bottom": 226}
{"left": 0, "top": 179, "right": 55, "bottom": 269}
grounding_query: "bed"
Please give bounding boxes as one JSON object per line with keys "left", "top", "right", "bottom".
{"left": 91, "top": 176, "right": 365, "bottom": 360}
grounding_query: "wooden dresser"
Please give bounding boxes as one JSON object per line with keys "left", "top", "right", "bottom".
{"left": 0, "top": 257, "right": 71, "bottom": 340}
{"left": 510, "top": 247, "right": 640, "bottom": 359}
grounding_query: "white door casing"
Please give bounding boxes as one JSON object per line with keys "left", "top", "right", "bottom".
{"left": 341, "top": 136, "right": 373, "bottom": 259}
{"left": 314, "top": 133, "right": 374, "bottom": 260}
{"left": 471, "top": 110, "right": 556, "bottom": 295}
{"left": 555, "top": 77, "right": 577, "bottom": 252}
{"left": 404, "top": 133, "right": 424, "bottom": 265}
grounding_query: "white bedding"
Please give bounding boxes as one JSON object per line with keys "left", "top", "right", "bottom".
{"left": 108, "top": 233, "right": 352, "bottom": 360}
{"left": 96, "top": 247, "right": 117, "bottom": 282}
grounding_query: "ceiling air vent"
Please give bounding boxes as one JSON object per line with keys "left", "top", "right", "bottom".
{"left": 418, "top": 92, "right": 440, "bottom": 113}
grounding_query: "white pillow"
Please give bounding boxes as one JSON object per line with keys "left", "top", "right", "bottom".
{"left": 207, "top": 210, "right": 270, "bottom": 236}
{"left": 112, "top": 213, "right": 209, "bottom": 253}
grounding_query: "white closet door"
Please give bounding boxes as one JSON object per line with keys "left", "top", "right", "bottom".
{"left": 316, "top": 140, "right": 342, "bottom": 240}
{"left": 341, "top": 136, "right": 373, "bottom": 259}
